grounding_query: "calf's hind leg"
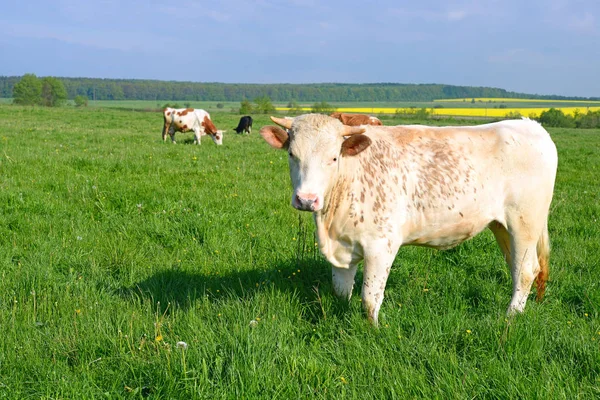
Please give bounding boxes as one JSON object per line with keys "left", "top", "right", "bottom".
{"left": 505, "top": 215, "right": 546, "bottom": 314}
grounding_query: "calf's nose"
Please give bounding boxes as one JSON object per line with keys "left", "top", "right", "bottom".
{"left": 295, "top": 192, "right": 319, "bottom": 211}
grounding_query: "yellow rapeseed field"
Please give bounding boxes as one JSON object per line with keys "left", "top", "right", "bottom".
{"left": 275, "top": 106, "right": 600, "bottom": 118}
{"left": 433, "top": 98, "right": 600, "bottom": 104}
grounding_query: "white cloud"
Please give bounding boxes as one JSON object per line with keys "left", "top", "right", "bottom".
{"left": 446, "top": 10, "right": 467, "bottom": 21}
{"left": 567, "top": 12, "right": 596, "bottom": 34}
{"left": 0, "top": 20, "right": 171, "bottom": 52}
{"left": 388, "top": 7, "right": 470, "bottom": 22}
{"left": 487, "top": 48, "right": 548, "bottom": 65}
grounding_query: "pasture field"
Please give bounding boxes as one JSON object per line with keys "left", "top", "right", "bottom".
{"left": 0, "top": 105, "right": 599, "bottom": 398}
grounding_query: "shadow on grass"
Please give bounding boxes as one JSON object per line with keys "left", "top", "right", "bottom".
{"left": 119, "top": 257, "right": 356, "bottom": 324}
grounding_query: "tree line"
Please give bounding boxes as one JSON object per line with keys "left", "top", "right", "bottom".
{"left": 1, "top": 75, "right": 597, "bottom": 103}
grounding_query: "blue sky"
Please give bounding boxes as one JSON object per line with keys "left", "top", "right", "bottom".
{"left": 1, "top": 0, "right": 598, "bottom": 97}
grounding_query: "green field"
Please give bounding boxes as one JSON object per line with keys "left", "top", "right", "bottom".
{"left": 0, "top": 105, "right": 599, "bottom": 398}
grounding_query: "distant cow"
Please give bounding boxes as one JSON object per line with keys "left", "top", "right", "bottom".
{"left": 260, "top": 114, "right": 557, "bottom": 325}
{"left": 330, "top": 112, "right": 382, "bottom": 126}
{"left": 162, "top": 108, "right": 224, "bottom": 145}
{"left": 234, "top": 116, "right": 253, "bottom": 134}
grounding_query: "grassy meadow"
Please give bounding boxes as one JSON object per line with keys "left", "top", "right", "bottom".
{"left": 0, "top": 105, "right": 599, "bottom": 398}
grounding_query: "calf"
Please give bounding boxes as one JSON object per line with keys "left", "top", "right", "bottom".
{"left": 162, "top": 108, "right": 224, "bottom": 145}
{"left": 260, "top": 114, "right": 558, "bottom": 324}
{"left": 234, "top": 116, "right": 253, "bottom": 134}
{"left": 330, "top": 112, "right": 383, "bottom": 126}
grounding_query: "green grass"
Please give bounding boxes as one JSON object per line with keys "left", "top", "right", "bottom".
{"left": 0, "top": 105, "right": 599, "bottom": 398}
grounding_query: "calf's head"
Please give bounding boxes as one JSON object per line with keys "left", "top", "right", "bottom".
{"left": 210, "top": 130, "right": 225, "bottom": 145}
{"left": 260, "top": 114, "right": 371, "bottom": 212}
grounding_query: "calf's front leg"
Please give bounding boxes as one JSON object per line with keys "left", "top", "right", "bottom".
{"left": 361, "top": 243, "right": 399, "bottom": 326}
{"left": 332, "top": 263, "right": 358, "bottom": 301}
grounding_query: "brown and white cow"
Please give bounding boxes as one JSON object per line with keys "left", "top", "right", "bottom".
{"left": 162, "top": 108, "right": 224, "bottom": 145}
{"left": 330, "top": 112, "right": 383, "bottom": 126}
{"left": 260, "top": 114, "right": 557, "bottom": 325}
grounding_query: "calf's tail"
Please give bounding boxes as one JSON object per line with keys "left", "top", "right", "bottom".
{"left": 535, "top": 223, "right": 550, "bottom": 301}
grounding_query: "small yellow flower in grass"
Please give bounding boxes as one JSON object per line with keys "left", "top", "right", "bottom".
{"left": 466, "top": 329, "right": 472, "bottom": 334}
{"left": 256, "top": 317, "right": 261, "bottom": 321}
{"left": 269, "top": 161, "right": 273, "bottom": 164}
{"left": 584, "top": 313, "right": 588, "bottom": 317}
{"left": 75, "top": 309, "right": 81, "bottom": 315}
{"left": 422, "top": 288, "right": 429, "bottom": 292}
{"left": 292, "top": 237, "right": 297, "bottom": 241}
{"left": 155, "top": 335, "right": 163, "bottom": 342}
{"left": 218, "top": 313, "right": 222, "bottom": 317}
{"left": 340, "top": 376, "right": 348, "bottom": 384}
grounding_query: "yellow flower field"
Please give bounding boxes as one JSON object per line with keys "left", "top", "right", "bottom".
{"left": 275, "top": 106, "right": 600, "bottom": 118}
{"left": 433, "top": 98, "right": 600, "bottom": 104}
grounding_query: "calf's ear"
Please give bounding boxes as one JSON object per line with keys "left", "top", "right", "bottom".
{"left": 341, "top": 134, "right": 372, "bottom": 156}
{"left": 260, "top": 126, "right": 289, "bottom": 149}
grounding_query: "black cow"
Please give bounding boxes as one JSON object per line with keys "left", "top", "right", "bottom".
{"left": 234, "top": 116, "right": 253, "bottom": 135}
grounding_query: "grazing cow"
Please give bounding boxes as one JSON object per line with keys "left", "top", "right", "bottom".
{"left": 162, "top": 108, "right": 224, "bottom": 145}
{"left": 330, "top": 112, "right": 383, "bottom": 126}
{"left": 260, "top": 114, "right": 557, "bottom": 325}
{"left": 234, "top": 116, "right": 253, "bottom": 134}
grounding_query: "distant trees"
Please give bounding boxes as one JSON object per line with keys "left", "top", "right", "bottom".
{"left": 504, "top": 111, "right": 522, "bottom": 119}
{"left": 74, "top": 95, "right": 88, "bottom": 107}
{"left": 311, "top": 101, "right": 335, "bottom": 114}
{"left": 395, "top": 107, "right": 431, "bottom": 119}
{"left": 576, "top": 110, "right": 600, "bottom": 128}
{"left": 13, "top": 73, "right": 42, "bottom": 105}
{"left": 40, "top": 77, "right": 67, "bottom": 107}
{"left": 6, "top": 75, "right": 595, "bottom": 103}
{"left": 287, "top": 100, "right": 304, "bottom": 114}
{"left": 239, "top": 99, "right": 253, "bottom": 114}
{"left": 537, "top": 108, "right": 600, "bottom": 128}
{"left": 538, "top": 108, "right": 575, "bottom": 128}
{"left": 253, "top": 96, "right": 275, "bottom": 114}
{"left": 239, "top": 96, "right": 275, "bottom": 114}
{"left": 13, "top": 74, "right": 67, "bottom": 107}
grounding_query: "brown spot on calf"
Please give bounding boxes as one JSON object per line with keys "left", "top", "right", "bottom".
{"left": 202, "top": 115, "right": 218, "bottom": 135}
